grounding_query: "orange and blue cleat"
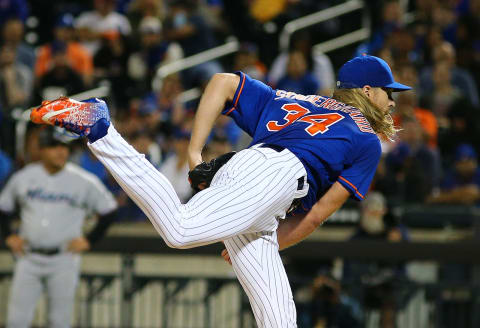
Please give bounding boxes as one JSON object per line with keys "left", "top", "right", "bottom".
{"left": 30, "top": 97, "right": 111, "bottom": 142}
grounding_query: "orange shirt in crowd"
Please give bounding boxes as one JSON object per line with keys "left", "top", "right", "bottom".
{"left": 394, "top": 107, "right": 438, "bottom": 148}
{"left": 35, "top": 42, "right": 93, "bottom": 78}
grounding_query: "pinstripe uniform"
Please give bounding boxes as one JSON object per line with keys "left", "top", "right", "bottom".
{"left": 89, "top": 127, "right": 307, "bottom": 327}
{"left": 86, "top": 73, "right": 382, "bottom": 327}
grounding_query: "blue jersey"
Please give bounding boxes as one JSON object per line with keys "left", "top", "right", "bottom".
{"left": 222, "top": 72, "right": 381, "bottom": 213}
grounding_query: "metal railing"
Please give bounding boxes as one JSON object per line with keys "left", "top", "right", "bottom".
{"left": 0, "top": 261, "right": 248, "bottom": 328}
{"left": 2, "top": 261, "right": 479, "bottom": 327}
{"left": 150, "top": 0, "right": 371, "bottom": 104}
{"left": 152, "top": 39, "right": 240, "bottom": 91}
{"left": 312, "top": 5, "right": 416, "bottom": 55}
{"left": 278, "top": 0, "right": 366, "bottom": 52}
{"left": 313, "top": 27, "right": 371, "bottom": 54}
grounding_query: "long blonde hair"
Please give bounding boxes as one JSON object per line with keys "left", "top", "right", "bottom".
{"left": 332, "top": 88, "right": 398, "bottom": 140}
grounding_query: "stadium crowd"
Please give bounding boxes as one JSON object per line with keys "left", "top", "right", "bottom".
{"left": 0, "top": 0, "right": 478, "bottom": 212}
{"left": 0, "top": 0, "right": 480, "bottom": 326}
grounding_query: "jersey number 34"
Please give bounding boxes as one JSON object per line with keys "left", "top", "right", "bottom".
{"left": 266, "top": 103, "right": 344, "bottom": 136}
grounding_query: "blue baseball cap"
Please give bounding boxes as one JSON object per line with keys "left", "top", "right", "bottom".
{"left": 336, "top": 55, "right": 411, "bottom": 91}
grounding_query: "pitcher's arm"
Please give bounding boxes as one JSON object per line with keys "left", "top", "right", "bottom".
{"left": 188, "top": 73, "right": 240, "bottom": 169}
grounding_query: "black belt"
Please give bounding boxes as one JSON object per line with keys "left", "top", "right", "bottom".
{"left": 259, "top": 143, "right": 305, "bottom": 190}
{"left": 259, "top": 143, "right": 286, "bottom": 152}
{"left": 29, "top": 247, "right": 61, "bottom": 255}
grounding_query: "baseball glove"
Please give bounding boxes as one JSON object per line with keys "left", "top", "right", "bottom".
{"left": 188, "top": 151, "right": 236, "bottom": 191}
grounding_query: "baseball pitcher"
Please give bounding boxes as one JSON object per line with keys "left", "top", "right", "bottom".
{"left": 29, "top": 55, "right": 411, "bottom": 327}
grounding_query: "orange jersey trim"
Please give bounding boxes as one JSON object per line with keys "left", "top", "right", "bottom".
{"left": 225, "top": 73, "right": 246, "bottom": 115}
{"left": 338, "top": 176, "right": 364, "bottom": 199}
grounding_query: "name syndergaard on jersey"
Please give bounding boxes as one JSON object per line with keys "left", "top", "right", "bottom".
{"left": 274, "top": 89, "right": 375, "bottom": 134}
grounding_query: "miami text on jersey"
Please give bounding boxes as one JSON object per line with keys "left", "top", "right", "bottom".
{"left": 27, "top": 188, "right": 78, "bottom": 207}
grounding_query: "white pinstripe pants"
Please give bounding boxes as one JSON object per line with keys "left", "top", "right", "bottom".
{"left": 88, "top": 125, "right": 308, "bottom": 327}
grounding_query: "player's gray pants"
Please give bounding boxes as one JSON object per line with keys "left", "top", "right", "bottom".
{"left": 88, "top": 124, "right": 309, "bottom": 327}
{"left": 7, "top": 253, "right": 80, "bottom": 328}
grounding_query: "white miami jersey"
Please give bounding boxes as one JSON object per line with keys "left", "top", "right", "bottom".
{"left": 0, "top": 162, "right": 117, "bottom": 248}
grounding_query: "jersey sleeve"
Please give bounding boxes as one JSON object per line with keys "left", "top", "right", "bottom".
{"left": 338, "top": 137, "right": 381, "bottom": 201}
{"left": 221, "top": 71, "right": 275, "bottom": 136}
{"left": 85, "top": 176, "right": 118, "bottom": 215}
{"left": 0, "top": 173, "right": 19, "bottom": 213}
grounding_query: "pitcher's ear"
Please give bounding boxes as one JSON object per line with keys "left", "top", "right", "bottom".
{"left": 362, "top": 85, "right": 372, "bottom": 98}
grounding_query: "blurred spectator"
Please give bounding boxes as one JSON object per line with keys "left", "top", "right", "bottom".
{"left": 439, "top": 99, "right": 480, "bottom": 167}
{"left": 378, "top": 118, "right": 441, "bottom": 203}
{"left": 203, "top": 133, "right": 232, "bottom": 162}
{"left": 343, "top": 192, "right": 410, "bottom": 328}
{"left": 356, "top": 0, "right": 405, "bottom": 57}
{"left": 427, "top": 143, "right": 480, "bottom": 206}
{"left": 0, "top": 43, "right": 32, "bottom": 157}
{"left": 79, "top": 151, "right": 110, "bottom": 186}
{"left": 276, "top": 50, "right": 320, "bottom": 95}
{"left": 375, "top": 46, "right": 395, "bottom": 69}
{"left": 0, "top": 43, "right": 32, "bottom": 108}
{"left": 419, "top": 41, "right": 479, "bottom": 107}
{"left": 35, "top": 14, "right": 93, "bottom": 87}
{"left": 163, "top": 0, "right": 222, "bottom": 88}
{"left": 127, "top": 0, "right": 165, "bottom": 32}
{"left": 269, "top": 32, "right": 335, "bottom": 95}
{"left": 75, "top": 0, "right": 132, "bottom": 55}
{"left": 393, "top": 92, "right": 438, "bottom": 149}
{"left": 127, "top": 16, "right": 183, "bottom": 95}
{"left": 212, "top": 115, "right": 243, "bottom": 150}
{"left": 309, "top": 274, "right": 363, "bottom": 328}
{"left": 0, "top": 149, "right": 13, "bottom": 188}
{"left": 455, "top": 6, "right": 480, "bottom": 89}
{"left": 0, "top": 0, "right": 28, "bottom": 24}
{"left": 384, "top": 27, "right": 417, "bottom": 66}
{"left": 141, "top": 73, "right": 186, "bottom": 138}
{"left": 220, "top": 1, "right": 258, "bottom": 45}
{"left": 130, "top": 129, "right": 162, "bottom": 168}
{"left": 159, "top": 128, "right": 193, "bottom": 203}
{"left": 197, "top": 0, "right": 228, "bottom": 41}
{"left": 232, "top": 42, "right": 266, "bottom": 81}
{"left": 34, "top": 41, "right": 86, "bottom": 103}
{"left": 22, "top": 123, "right": 43, "bottom": 165}
{"left": 425, "top": 61, "right": 464, "bottom": 127}
{"left": 393, "top": 62, "right": 419, "bottom": 92}
{"left": 93, "top": 30, "right": 133, "bottom": 111}
{"left": 415, "top": 26, "right": 444, "bottom": 67}
{"left": 1, "top": 18, "right": 35, "bottom": 69}
{"left": 431, "top": 2, "right": 458, "bottom": 46}
{"left": 414, "top": 0, "right": 437, "bottom": 22}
